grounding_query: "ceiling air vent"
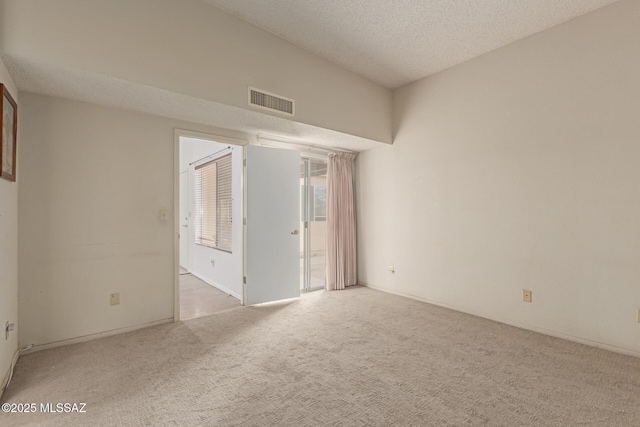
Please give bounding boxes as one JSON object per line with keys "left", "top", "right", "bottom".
{"left": 248, "top": 87, "right": 295, "bottom": 116}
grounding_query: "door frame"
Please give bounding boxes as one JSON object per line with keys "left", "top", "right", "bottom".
{"left": 179, "top": 170, "right": 190, "bottom": 271}
{"left": 300, "top": 156, "right": 328, "bottom": 293}
{"left": 173, "top": 129, "right": 248, "bottom": 322}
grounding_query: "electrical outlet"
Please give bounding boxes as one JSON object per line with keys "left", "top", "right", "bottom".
{"left": 523, "top": 289, "right": 532, "bottom": 303}
{"left": 110, "top": 293, "right": 120, "bottom": 306}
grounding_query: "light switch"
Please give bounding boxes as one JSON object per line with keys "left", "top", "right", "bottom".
{"left": 160, "top": 209, "right": 168, "bottom": 221}
{"left": 110, "top": 293, "right": 120, "bottom": 306}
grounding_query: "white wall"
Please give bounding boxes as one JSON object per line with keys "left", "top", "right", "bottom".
{"left": 2, "top": 0, "right": 392, "bottom": 144}
{"left": 0, "top": 57, "right": 18, "bottom": 394}
{"left": 357, "top": 0, "right": 640, "bottom": 356}
{"left": 179, "top": 137, "right": 243, "bottom": 300}
{"left": 17, "top": 93, "right": 251, "bottom": 348}
{"left": 0, "top": 0, "right": 4, "bottom": 51}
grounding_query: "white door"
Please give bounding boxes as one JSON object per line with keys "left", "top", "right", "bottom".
{"left": 245, "top": 145, "right": 300, "bottom": 305}
{"left": 179, "top": 170, "right": 189, "bottom": 270}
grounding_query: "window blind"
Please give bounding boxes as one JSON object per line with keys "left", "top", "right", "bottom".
{"left": 194, "top": 153, "right": 232, "bottom": 252}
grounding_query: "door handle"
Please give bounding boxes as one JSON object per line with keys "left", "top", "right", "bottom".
{"left": 181, "top": 224, "right": 188, "bottom": 228}
{"left": 291, "top": 229, "right": 299, "bottom": 235}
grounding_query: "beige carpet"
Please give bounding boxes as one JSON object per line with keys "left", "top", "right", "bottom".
{"left": 2, "top": 286, "right": 640, "bottom": 426}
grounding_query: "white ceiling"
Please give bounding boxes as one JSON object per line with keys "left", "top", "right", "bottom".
{"left": 205, "top": 0, "right": 620, "bottom": 88}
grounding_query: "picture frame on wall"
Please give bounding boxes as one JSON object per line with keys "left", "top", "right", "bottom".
{"left": 1, "top": 83, "right": 18, "bottom": 182}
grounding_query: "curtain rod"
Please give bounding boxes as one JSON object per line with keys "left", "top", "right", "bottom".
{"left": 256, "top": 136, "right": 356, "bottom": 154}
{"left": 189, "top": 146, "right": 232, "bottom": 166}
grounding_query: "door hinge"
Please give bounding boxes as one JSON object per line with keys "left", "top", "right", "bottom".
{"left": 243, "top": 218, "right": 247, "bottom": 225}
{"left": 243, "top": 276, "right": 247, "bottom": 284}
{"left": 243, "top": 159, "right": 247, "bottom": 167}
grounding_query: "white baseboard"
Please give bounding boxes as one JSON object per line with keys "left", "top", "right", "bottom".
{"left": 21, "top": 318, "right": 173, "bottom": 354}
{"left": 361, "top": 282, "right": 640, "bottom": 359}
{"left": 190, "top": 272, "right": 241, "bottom": 300}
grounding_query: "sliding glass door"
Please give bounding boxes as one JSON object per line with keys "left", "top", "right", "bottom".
{"left": 300, "top": 157, "right": 327, "bottom": 292}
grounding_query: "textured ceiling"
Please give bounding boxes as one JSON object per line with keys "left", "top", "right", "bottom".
{"left": 4, "top": 0, "right": 622, "bottom": 152}
{"left": 205, "top": 0, "right": 620, "bottom": 88}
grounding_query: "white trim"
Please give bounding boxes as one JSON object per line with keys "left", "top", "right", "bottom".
{"left": 190, "top": 272, "right": 242, "bottom": 301}
{"left": 242, "top": 145, "right": 248, "bottom": 305}
{"left": 174, "top": 130, "right": 181, "bottom": 321}
{"left": 361, "top": 282, "right": 640, "bottom": 359}
{"left": 21, "top": 319, "right": 173, "bottom": 354}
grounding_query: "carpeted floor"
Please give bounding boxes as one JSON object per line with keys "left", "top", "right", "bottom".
{"left": 2, "top": 286, "right": 640, "bottom": 426}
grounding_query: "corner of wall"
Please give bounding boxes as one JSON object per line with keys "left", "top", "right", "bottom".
{"left": 0, "top": 55, "right": 19, "bottom": 397}
{"left": 0, "top": 0, "right": 5, "bottom": 53}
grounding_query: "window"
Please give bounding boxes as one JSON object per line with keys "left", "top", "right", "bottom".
{"left": 194, "top": 153, "right": 232, "bottom": 252}
{"left": 301, "top": 185, "right": 327, "bottom": 222}
{"left": 311, "top": 185, "right": 326, "bottom": 221}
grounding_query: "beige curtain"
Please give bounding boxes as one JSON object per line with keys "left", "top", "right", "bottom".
{"left": 325, "top": 152, "right": 357, "bottom": 291}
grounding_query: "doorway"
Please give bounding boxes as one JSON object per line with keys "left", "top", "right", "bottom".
{"left": 300, "top": 157, "right": 327, "bottom": 292}
{"left": 177, "top": 135, "right": 243, "bottom": 320}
